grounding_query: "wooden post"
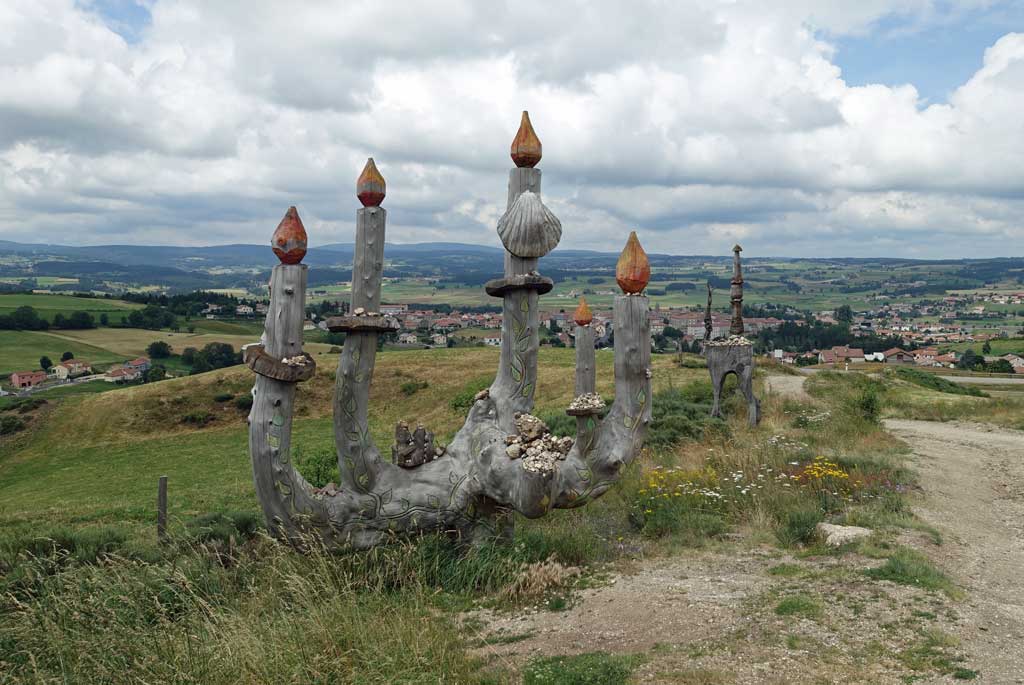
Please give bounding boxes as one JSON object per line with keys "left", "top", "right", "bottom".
{"left": 574, "top": 325, "right": 596, "bottom": 395}
{"left": 157, "top": 475, "right": 168, "bottom": 543}
{"left": 730, "top": 244, "right": 744, "bottom": 336}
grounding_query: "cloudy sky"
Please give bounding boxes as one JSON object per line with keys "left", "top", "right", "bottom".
{"left": 1, "top": 1, "right": 1023, "bottom": 258}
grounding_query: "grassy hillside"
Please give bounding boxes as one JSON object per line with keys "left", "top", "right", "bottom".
{"left": 0, "top": 329, "right": 126, "bottom": 373}
{"left": 0, "top": 348, "right": 694, "bottom": 532}
{"left": 2, "top": 349, "right": 993, "bottom": 683}
{"left": 0, "top": 324, "right": 321, "bottom": 376}
{"left": 0, "top": 293, "right": 142, "bottom": 323}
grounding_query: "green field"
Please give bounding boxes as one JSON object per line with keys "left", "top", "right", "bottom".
{"left": 944, "top": 337, "right": 1024, "bottom": 356}
{"left": 0, "top": 292, "right": 142, "bottom": 324}
{"left": 0, "top": 329, "right": 126, "bottom": 375}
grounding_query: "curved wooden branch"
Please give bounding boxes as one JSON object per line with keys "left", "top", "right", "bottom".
{"left": 248, "top": 158, "right": 651, "bottom": 550}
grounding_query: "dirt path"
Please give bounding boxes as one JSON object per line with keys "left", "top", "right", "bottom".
{"left": 764, "top": 374, "right": 811, "bottom": 402}
{"left": 885, "top": 419, "right": 1024, "bottom": 683}
{"left": 470, "top": 376, "right": 1024, "bottom": 682}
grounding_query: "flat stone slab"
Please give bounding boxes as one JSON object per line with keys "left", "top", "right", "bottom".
{"left": 817, "top": 523, "right": 872, "bottom": 547}
{"left": 484, "top": 274, "right": 554, "bottom": 298}
{"left": 325, "top": 315, "right": 400, "bottom": 333}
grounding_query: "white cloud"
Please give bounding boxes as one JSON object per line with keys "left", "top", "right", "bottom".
{"left": 0, "top": 0, "right": 1021, "bottom": 258}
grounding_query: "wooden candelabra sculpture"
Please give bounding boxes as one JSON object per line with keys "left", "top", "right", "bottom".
{"left": 246, "top": 113, "right": 653, "bottom": 549}
{"left": 703, "top": 245, "right": 761, "bottom": 426}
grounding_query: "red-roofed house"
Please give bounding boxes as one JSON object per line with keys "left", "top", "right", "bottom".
{"left": 10, "top": 370, "right": 47, "bottom": 388}
{"left": 882, "top": 348, "right": 914, "bottom": 364}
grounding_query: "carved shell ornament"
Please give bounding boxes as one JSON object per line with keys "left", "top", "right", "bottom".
{"left": 496, "top": 190, "right": 562, "bottom": 258}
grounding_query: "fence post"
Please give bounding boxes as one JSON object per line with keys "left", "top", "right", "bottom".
{"left": 157, "top": 475, "right": 168, "bottom": 543}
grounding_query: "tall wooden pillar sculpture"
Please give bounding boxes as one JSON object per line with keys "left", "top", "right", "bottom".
{"left": 245, "top": 113, "right": 653, "bottom": 550}
{"left": 704, "top": 244, "right": 760, "bottom": 427}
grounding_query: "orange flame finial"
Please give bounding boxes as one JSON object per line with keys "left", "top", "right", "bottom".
{"left": 272, "top": 206, "right": 308, "bottom": 265}
{"left": 357, "top": 157, "right": 386, "bottom": 207}
{"left": 574, "top": 296, "right": 593, "bottom": 326}
{"left": 615, "top": 231, "right": 650, "bottom": 294}
{"left": 510, "top": 111, "right": 542, "bottom": 168}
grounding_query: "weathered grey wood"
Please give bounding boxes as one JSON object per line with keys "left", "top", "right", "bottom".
{"left": 706, "top": 343, "right": 760, "bottom": 426}
{"left": 249, "top": 264, "right": 336, "bottom": 545}
{"left": 506, "top": 167, "right": 541, "bottom": 209}
{"left": 496, "top": 191, "right": 562, "bottom": 258}
{"left": 484, "top": 274, "right": 553, "bottom": 298}
{"left": 730, "top": 245, "right": 744, "bottom": 336}
{"left": 157, "top": 475, "right": 167, "bottom": 543}
{"left": 324, "top": 315, "right": 400, "bottom": 333}
{"left": 246, "top": 136, "right": 653, "bottom": 550}
{"left": 704, "top": 282, "right": 713, "bottom": 342}
{"left": 243, "top": 344, "right": 316, "bottom": 382}
{"left": 352, "top": 207, "right": 386, "bottom": 313}
{"left": 556, "top": 295, "right": 651, "bottom": 508}
{"left": 574, "top": 325, "right": 596, "bottom": 395}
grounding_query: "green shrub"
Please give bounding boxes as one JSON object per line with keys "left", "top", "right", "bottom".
{"left": 853, "top": 386, "right": 881, "bottom": 423}
{"left": 181, "top": 411, "right": 214, "bottom": 426}
{"left": 449, "top": 376, "right": 492, "bottom": 411}
{"left": 0, "top": 415, "right": 26, "bottom": 435}
{"left": 540, "top": 411, "right": 577, "bottom": 438}
{"left": 294, "top": 448, "right": 339, "bottom": 488}
{"left": 399, "top": 380, "right": 429, "bottom": 396}
{"left": 213, "top": 392, "right": 234, "bottom": 403}
{"left": 234, "top": 394, "right": 253, "bottom": 411}
{"left": 776, "top": 507, "right": 823, "bottom": 547}
{"left": 646, "top": 382, "right": 724, "bottom": 447}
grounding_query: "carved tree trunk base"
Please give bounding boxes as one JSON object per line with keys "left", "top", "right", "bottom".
{"left": 706, "top": 344, "right": 761, "bottom": 427}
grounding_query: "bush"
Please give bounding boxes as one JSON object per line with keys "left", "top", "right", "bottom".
{"left": 854, "top": 387, "right": 881, "bottom": 423}
{"left": 449, "top": 377, "right": 491, "bottom": 411}
{"left": 295, "top": 448, "right": 339, "bottom": 488}
{"left": 646, "top": 382, "right": 723, "bottom": 447}
{"left": 776, "top": 507, "right": 823, "bottom": 547}
{"left": 400, "top": 380, "right": 428, "bottom": 396}
{"left": 213, "top": 392, "right": 234, "bottom": 403}
{"left": 0, "top": 415, "right": 26, "bottom": 435}
{"left": 146, "top": 341, "right": 172, "bottom": 359}
{"left": 181, "top": 411, "right": 215, "bottom": 427}
{"left": 234, "top": 394, "right": 253, "bottom": 411}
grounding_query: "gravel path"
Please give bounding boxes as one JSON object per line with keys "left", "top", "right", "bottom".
{"left": 885, "top": 419, "right": 1024, "bottom": 684}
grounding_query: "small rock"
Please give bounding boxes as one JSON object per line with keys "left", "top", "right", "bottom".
{"left": 354, "top": 307, "right": 366, "bottom": 316}
{"left": 816, "top": 522, "right": 872, "bottom": 547}
{"left": 506, "top": 444, "right": 522, "bottom": 459}
{"left": 474, "top": 388, "right": 490, "bottom": 401}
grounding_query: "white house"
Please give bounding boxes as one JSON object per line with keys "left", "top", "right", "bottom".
{"left": 483, "top": 336, "right": 501, "bottom": 346}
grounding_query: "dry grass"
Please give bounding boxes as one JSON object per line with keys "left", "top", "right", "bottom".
{"left": 499, "top": 556, "right": 582, "bottom": 602}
